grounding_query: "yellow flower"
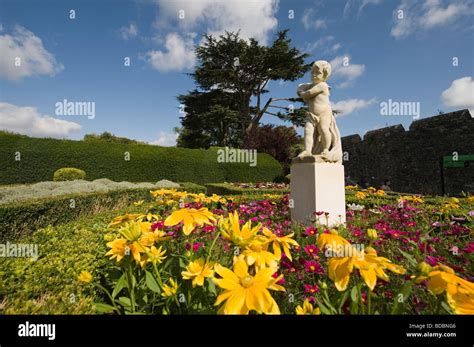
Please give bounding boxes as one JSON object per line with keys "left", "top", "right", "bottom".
{"left": 316, "top": 230, "right": 350, "bottom": 251}
{"left": 213, "top": 259, "right": 285, "bottom": 314}
{"left": 161, "top": 278, "right": 179, "bottom": 298}
{"left": 181, "top": 258, "right": 215, "bottom": 287}
{"left": 164, "top": 207, "right": 216, "bottom": 235}
{"left": 374, "top": 189, "right": 386, "bottom": 196}
{"left": 295, "top": 299, "right": 320, "bottom": 315}
{"left": 466, "top": 195, "right": 474, "bottom": 204}
{"left": 416, "top": 264, "right": 474, "bottom": 314}
{"left": 133, "top": 200, "right": 144, "bottom": 206}
{"left": 262, "top": 227, "right": 299, "bottom": 261}
{"left": 108, "top": 213, "right": 141, "bottom": 228}
{"left": 345, "top": 185, "right": 358, "bottom": 190}
{"left": 367, "top": 228, "right": 378, "bottom": 240}
{"left": 328, "top": 247, "right": 406, "bottom": 291}
{"left": 242, "top": 238, "right": 278, "bottom": 269}
{"left": 220, "top": 211, "right": 260, "bottom": 248}
{"left": 355, "top": 191, "right": 367, "bottom": 200}
{"left": 145, "top": 245, "right": 167, "bottom": 265}
{"left": 78, "top": 271, "right": 92, "bottom": 283}
{"left": 367, "top": 187, "right": 377, "bottom": 194}
{"left": 105, "top": 222, "right": 154, "bottom": 264}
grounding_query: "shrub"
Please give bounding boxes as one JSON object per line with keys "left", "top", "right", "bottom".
{"left": 53, "top": 168, "right": 86, "bottom": 181}
{"left": 0, "top": 132, "right": 282, "bottom": 184}
{"left": 205, "top": 182, "right": 289, "bottom": 195}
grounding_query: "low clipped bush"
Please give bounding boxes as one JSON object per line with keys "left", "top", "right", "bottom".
{"left": 53, "top": 168, "right": 86, "bottom": 181}
{"left": 205, "top": 182, "right": 289, "bottom": 195}
{"left": 0, "top": 182, "right": 205, "bottom": 241}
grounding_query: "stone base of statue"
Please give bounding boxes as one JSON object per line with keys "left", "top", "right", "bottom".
{"left": 290, "top": 156, "right": 346, "bottom": 226}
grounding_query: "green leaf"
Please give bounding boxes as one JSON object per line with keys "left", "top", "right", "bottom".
{"left": 145, "top": 270, "right": 161, "bottom": 293}
{"left": 118, "top": 296, "right": 131, "bottom": 307}
{"left": 441, "top": 301, "right": 453, "bottom": 314}
{"left": 207, "top": 278, "right": 217, "bottom": 295}
{"left": 112, "top": 273, "right": 127, "bottom": 298}
{"left": 399, "top": 249, "right": 418, "bottom": 267}
{"left": 338, "top": 290, "right": 349, "bottom": 313}
{"left": 391, "top": 281, "right": 413, "bottom": 314}
{"left": 93, "top": 302, "right": 117, "bottom": 313}
{"left": 350, "top": 286, "right": 358, "bottom": 302}
{"left": 316, "top": 301, "right": 332, "bottom": 315}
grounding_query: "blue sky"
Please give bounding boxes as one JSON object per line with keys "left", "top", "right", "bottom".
{"left": 0, "top": 0, "right": 473, "bottom": 145}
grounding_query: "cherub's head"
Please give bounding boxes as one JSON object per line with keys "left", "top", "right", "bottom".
{"left": 311, "top": 60, "right": 332, "bottom": 83}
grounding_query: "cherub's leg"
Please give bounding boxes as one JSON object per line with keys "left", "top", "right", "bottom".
{"left": 298, "top": 121, "right": 314, "bottom": 158}
{"left": 318, "top": 113, "right": 332, "bottom": 154}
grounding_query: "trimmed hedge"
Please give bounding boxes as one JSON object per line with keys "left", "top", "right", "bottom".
{"left": 0, "top": 207, "right": 142, "bottom": 314}
{"left": 205, "top": 183, "right": 289, "bottom": 196}
{"left": 0, "top": 132, "right": 282, "bottom": 184}
{"left": 0, "top": 182, "right": 206, "bottom": 241}
{"left": 53, "top": 167, "right": 86, "bottom": 181}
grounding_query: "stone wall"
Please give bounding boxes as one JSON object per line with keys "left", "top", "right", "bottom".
{"left": 341, "top": 109, "right": 474, "bottom": 195}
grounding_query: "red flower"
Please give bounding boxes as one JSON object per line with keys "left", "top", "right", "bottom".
{"left": 305, "top": 226, "right": 317, "bottom": 236}
{"left": 304, "top": 244, "right": 319, "bottom": 257}
{"left": 303, "top": 283, "right": 320, "bottom": 294}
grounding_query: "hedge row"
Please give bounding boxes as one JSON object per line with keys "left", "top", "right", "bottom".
{"left": 205, "top": 183, "right": 290, "bottom": 196}
{"left": 0, "top": 132, "right": 282, "bottom": 184}
{"left": 0, "top": 208, "right": 138, "bottom": 314}
{"left": 0, "top": 183, "right": 205, "bottom": 242}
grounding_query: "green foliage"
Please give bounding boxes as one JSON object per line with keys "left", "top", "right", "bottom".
{"left": 0, "top": 132, "right": 282, "bottom": 185}
{"left": 53, "top": 167, "right": 86, "bottom": 181}
{"left": 83, "top": 131, "right": 144, "bottom": 145}
{"left": 0, "top": 207, "right": 143, "bottom": 314}
{"left": 177, "top": 182, "right": 206, "bottom": 194}
{"left": 205, "top": 183, "right": 289, "bottom": 196}
{"left": 177, "top": 30, "right": 310, "bottom": 147}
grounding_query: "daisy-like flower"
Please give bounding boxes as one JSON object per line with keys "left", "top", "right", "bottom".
{"left": 295, "top": 299, "right": 320, "bottom": 315}
{"left": 328, "top": 246, "right": 406, "bottom": 291}
{"left": 303, "top": 284, "right": 319, "bottom": 294}
{"left": 261, "top": 227, "right": 298, "bottom": 261}
{"left": 78, "top": 271, "right": 92, "bottom": 283}
{"left": 355, "top": 191, "right": 367, "bottom": 200}
{"left": 161, "top": 278, "right": 179, "bottom": 298}
{"left": 220, "top": 211, "right": 260, "bottom": 248}
{"left": 304, "top": 244, "right": 319, "bottom": 257}
{"left": 304, "top": 260, "right": 324, "bottom": 274}
{"left": 316, "top": 230, "right": 350, "bottom": 251}
{"left": 108, "top": 213, "right": 142, "bottom": 228}
{"left": 415, "top": 264, "right": 474, "bottom": 314}
{"left": 242, "top": 238, "right": 278, "bottom": 269}
{"left": 305, "top": 226, "right": 318, "bottom": 237}
{"left": 164, "top": 207, "right": 216, "bottom": 235}
{"left": 213, "top": 259, "right": 285, "bottom": 314}
{"left": 181, "top": 258, "right": 215, "bottom": 287}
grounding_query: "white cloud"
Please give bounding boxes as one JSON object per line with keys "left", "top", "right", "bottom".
{"left": 391, "top": 0, "right": 473, "bottom": 38}
{"left": 441, "top": 76, "right": 474, "bottom": 115}
{"left": 119, "top": 23, "right": 138, "bottom": 40}
{"left": 149, "top": 131, "right": 178, "bottom": 146}
{"left": 0, "top": 25, "right": 64, "bottom": 81}
{"left": 302, "top": 8, "right": 327, "bottom": 30}
{"left": 153, "top": 0, "right": 278, "bottom": 45}
{"left": 329, "top": 55, "right": 365, "bottom": 88}
{"left": 331, "top": 98, "right": 376, "bottom": 116}
{"left": 0, "top": 102, "right": 81, "bottom": 138}
{"left": 145, "top": 33, "right": 196, "bottom": 72}
{"left": 344, "top": 0, "right": 384, "bottom": 18}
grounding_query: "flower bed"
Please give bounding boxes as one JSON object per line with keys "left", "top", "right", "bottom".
{"left": 1, "top": 188, "right": 472, "bottom": 314}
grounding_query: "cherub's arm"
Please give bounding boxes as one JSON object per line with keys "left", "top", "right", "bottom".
{"left": 300, "top": 83, "right": 326, "bottom": 100}
{"left": 297, "top": 83, "right": 313, "bottom": 97}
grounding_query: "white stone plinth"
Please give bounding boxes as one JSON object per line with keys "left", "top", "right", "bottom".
{"left": 290, "top": 159, "right": 346, "bottom": 226}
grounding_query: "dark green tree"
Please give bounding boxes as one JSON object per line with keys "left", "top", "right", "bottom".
{"left": 177, "top": 30, "right": 310, "bottom": 147}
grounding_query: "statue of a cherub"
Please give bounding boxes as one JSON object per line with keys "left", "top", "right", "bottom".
{"left": 296, "top": 60, "right": 342, "bottom": 164}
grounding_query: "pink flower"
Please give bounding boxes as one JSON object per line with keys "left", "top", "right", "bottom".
{"left": 151, "top": 221, "right": 164, "bottom": 231}
{"left": 425, "top": 255, "right": 439, "bottom": 266}
{"left": 303, "top": 284, "right": 319, "bottom": 294}
{"left": 305, "top": 226, "right": 317, "bottom": 237}
{"left": 192, "top": 242, "right": 203, "bottom": 252}
{"left": 202, "top": 225, "right": 215, "bottom": 233}
{"left": 304, "top": 260, "right": 324, "bottom": 274}
{"left": 463, "top": 242, "right": 474, "bottom": 253}
{"left": 304, "top": 244, "right": 319, "bottom": 257}
{"left": 272, "top": 272, "right": 285, "bottom": 285}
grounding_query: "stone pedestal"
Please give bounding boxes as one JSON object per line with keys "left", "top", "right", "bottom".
{"left": 290, "top": 158, "right": 346, "bottom": 226}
